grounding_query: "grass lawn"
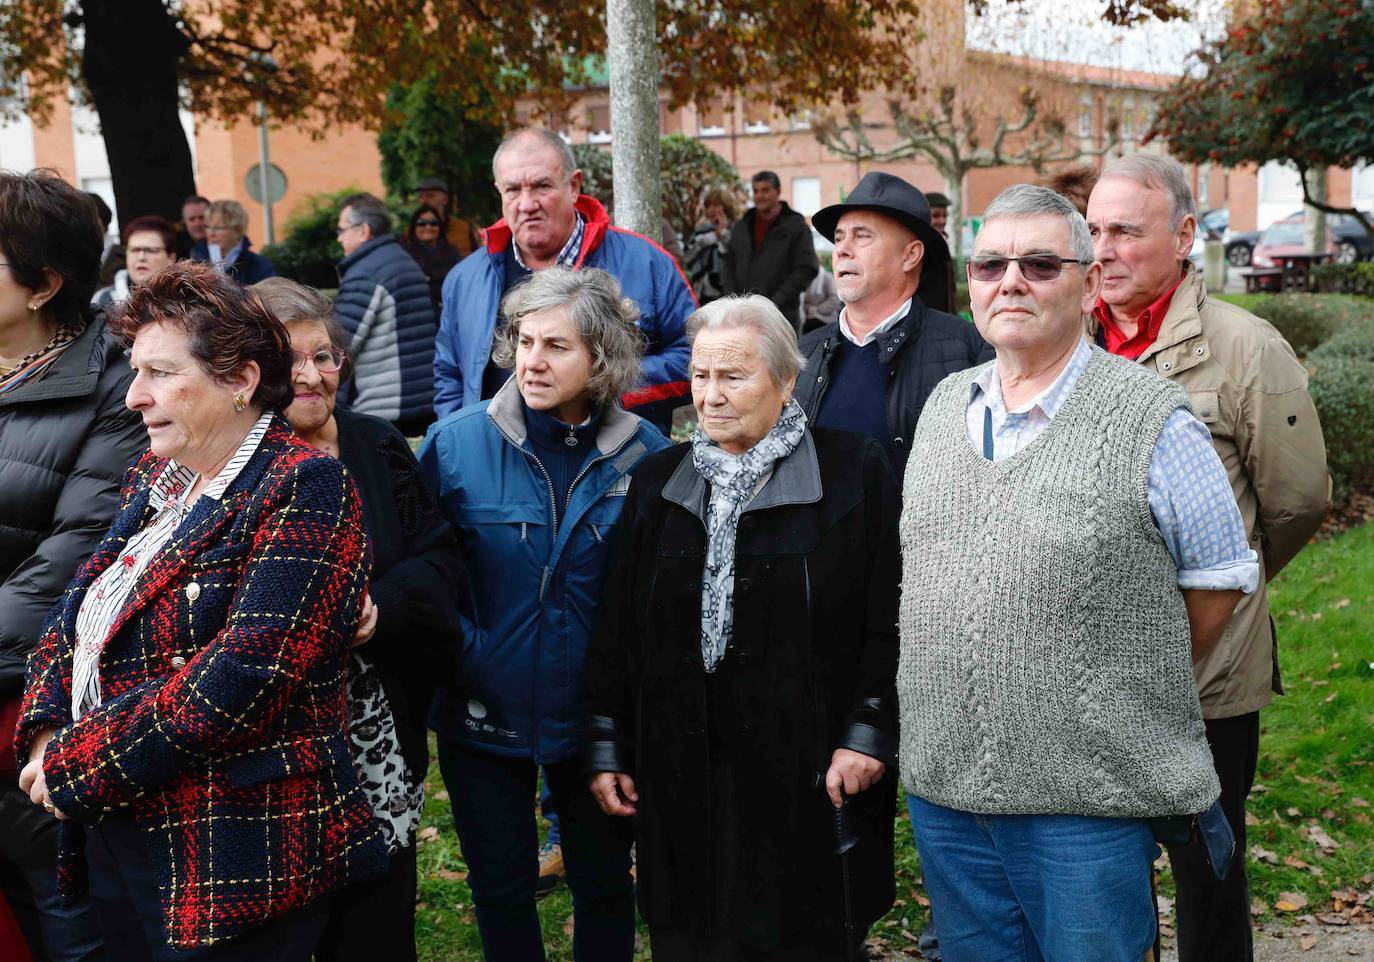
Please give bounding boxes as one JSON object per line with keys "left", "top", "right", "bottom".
{"left": 414, "top": 522, "right": 1374, "bottom": 960}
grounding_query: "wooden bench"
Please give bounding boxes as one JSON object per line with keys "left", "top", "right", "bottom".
{"left": 1242, "top": 268, "right": 1282, "bottom": 293}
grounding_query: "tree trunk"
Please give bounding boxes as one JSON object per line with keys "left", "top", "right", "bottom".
{"left": 606, "top": 0, "right": 660, "bottom": 238}
{"left": 1302, "top": 166, "right": 1328, "bottom": 256}
{"left": 943, "top": 168, "right": 965, "bottom": 262}
{"left": 81, "top": 0, "right": 196, "bottom": 231}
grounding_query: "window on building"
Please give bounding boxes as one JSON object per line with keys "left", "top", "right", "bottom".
{"left": 792, "top": 177, "right": 822, "bottom": 218}
{"left": 1258, "top": 160, "right": 1303, "bottom": 204}
{"left": 1353, "top": 162, "right": 1374, "bottom": 213}
{"left": 587, "top": 104, "right": 611, "bottom": 144}
{"left": 744, "top": 98, "right": 772, "bottom": 134}
{"left": 698, "top": 98, "right": 726, "bottom": 137}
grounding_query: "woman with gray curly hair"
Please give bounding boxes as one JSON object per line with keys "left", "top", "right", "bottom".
{"left": 418, "top": 266, "right": 670, "bottom": 962}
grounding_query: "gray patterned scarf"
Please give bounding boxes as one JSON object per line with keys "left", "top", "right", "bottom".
{"left": 691, "top": 398, "right": 807, "bottom": 672}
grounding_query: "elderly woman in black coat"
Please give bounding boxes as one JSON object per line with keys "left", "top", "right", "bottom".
{"left": 585, "top": 294, "right": 900, "bottom": 961}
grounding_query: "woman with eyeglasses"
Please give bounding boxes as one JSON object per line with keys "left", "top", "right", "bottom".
{"left": 92, "top": 216, "right": 179, "bottom": 310}
{"left": 254, "top": 277, "right": 464, "bottom": 962}
{"left": 399, "top": 204, "right": 463, "bottom": 312}
{"left": 192, "top": 200, "right": 276, "bottom": 285}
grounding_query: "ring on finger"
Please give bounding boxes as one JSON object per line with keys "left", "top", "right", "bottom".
{"left": 43, "top": 800, "right": 55, "bottom": 813}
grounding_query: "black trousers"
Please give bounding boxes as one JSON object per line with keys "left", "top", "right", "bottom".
{"left": 85, "top": 812, "right": 330, "bottom": 962}
{"left": 315, "top": 844, "right": 417, "bottom": 962}
{"left": 0, "top": 782, "right": 103, "bottom": 962}
{"left": 649, "top": 926, "right": 863, "bottom": 962}
{"left": 1167, "top": 711, "right": 1260, "bottom": 962}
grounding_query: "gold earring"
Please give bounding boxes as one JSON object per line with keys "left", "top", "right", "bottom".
{"left": 28, "top": 301, "right": 38, "bottom": 312}
{"left": 233, "top": 393, "right": 246, "bottom": 412}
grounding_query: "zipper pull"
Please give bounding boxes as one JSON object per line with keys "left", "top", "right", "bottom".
{"left": 565, "top": 424, "right": 578, "bottom": 447}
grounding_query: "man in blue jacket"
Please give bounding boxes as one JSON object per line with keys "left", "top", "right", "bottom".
{"left": 335, "top": 192, "right": 437, "bottom": 437}
{"left": 434, "top": 127, "right": 697, "bottom": 433}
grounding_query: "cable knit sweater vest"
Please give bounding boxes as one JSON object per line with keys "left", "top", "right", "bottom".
{"left": 898, "top": 346, "right": 1221, "bottom": 818}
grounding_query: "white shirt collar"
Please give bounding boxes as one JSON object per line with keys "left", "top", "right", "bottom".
{"left": 149, "top": 411, "right": 273, "bottom": 511}
{"left": 837, "top": 297, "right": 912, "bottom": 348}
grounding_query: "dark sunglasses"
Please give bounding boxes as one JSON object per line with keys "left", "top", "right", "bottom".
{"left": 967, "top": 254, "right": 1092, "bottom": 282}
{"left": 414, "top": 219, "right": 443, "bottom": 228}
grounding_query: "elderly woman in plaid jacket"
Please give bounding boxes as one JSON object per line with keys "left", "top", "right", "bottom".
{"left": 15, "top": 263, "right": 387, "bottom": 962}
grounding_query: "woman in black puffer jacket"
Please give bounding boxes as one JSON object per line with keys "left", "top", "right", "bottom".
{"left": 0, "top": 170, "right": 145, "bottom": 962}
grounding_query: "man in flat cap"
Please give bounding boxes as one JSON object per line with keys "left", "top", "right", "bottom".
{"left": 792, "top": 172, "right": 991, "bottom": 478}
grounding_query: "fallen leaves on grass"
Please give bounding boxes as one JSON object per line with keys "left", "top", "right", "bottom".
{"left": 1275, "top": 892, "right": 1309, "bottom": 912}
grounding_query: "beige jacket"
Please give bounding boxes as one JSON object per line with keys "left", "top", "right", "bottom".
{"left": 1091, "top": 265, "right": 1331, "bottom": 718}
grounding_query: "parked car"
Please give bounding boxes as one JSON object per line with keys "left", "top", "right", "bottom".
{"left": 1329, "top": 212, "right": 1374, "bottom": 263}
{"left": 1252, "top": 211, "right": 1374, "bottom": 268}
{"left": 1199, "top": 208, "right": 1228, "bottom": 239}
{"left": 1251, "top": 215, "right": 1336, "bottom": 269}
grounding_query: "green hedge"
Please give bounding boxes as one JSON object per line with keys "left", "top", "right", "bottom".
{"left": 1237, "top": 294, "right": 1374, "bottom": 356}
{"left": 1313, "top": 262, "right": 1374, "bottom": 297}
{"left": 1246, "top": 294, "right": 1374, "bottom": 499}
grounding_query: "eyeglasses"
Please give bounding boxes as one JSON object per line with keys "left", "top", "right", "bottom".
{"left": 414, "top": 220, "right": 442, "bottom": 228}
{"left": 292, "top": 348, "right": 346, "bottom": 373}
{"left": 967, "top": 254, "right": 1092, "bottom": 283}
{"left": 336, "top": 223, "right": 363, "bottom": 237}
{"left": 127, "top": 246, "right": 169, "bottom": 257}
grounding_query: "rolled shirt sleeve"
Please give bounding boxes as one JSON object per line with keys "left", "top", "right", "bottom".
{"left": 1148, "top": 409, "right": 1260, "bottom": 593}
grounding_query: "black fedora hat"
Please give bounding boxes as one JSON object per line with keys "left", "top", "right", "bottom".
{"left": 812, "top": 172, "right": 950, "bottom": 270}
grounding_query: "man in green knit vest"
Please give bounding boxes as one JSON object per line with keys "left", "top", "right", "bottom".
{"left": 897, "top": 184, "right": 1260, "bottom": 962}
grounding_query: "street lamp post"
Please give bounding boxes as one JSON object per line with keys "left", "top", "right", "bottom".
{"left": 256, "top": 99, "right": 274, "bottom": 246}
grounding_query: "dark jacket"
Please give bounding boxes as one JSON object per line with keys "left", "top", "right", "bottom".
{"left": 724, "top": 202, "right": 819, "bottom": 328}
{"left": 188, "top": 236, "right": 277, "bottom": 285}
{"left": 17, "top": 418, "right": 387, "bottom": 948}
{"left": 400, "top": 237, "right": 463, "bottom": 312}
{"left": 417, "top": 380, "right": 670, "bottom": 763}
{"left": 584, "top": 429, "right": 900, "bottom": 947}
{"left": 335, "top": 234, "right": 437, "bottom": 427}
{"left": 335, "top": 408, "right": 464, "bottom": 775}
{"left": 0, "top": 318, "right": 144, "bottom": 699}
{"left": 792, "top": 297, "right": 994, "bottom": 477}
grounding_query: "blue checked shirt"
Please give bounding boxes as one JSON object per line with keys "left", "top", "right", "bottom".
{"left": 966, "top": 338, "right": 1259, "bottom": 593}
{"left": 512, "top": 213, "right": 586, "bottom": 271}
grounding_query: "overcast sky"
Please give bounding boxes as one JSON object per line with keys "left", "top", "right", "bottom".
{"left": 964, "top": 0, "right": 1229, "bottom": 75}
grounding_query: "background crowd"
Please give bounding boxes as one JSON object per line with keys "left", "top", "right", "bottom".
{"left": 0, "top": 118, "right": 1333, "bottom": 962}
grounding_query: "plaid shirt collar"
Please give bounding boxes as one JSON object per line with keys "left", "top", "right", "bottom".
{"left": 512, "top": 213, "right": 585, "bottom": 271}
{"left": 971, "top": 337, "right": 1092, "bottom": 422}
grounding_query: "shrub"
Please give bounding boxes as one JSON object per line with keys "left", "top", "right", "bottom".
{"left": 1245, "top": 294, "right": 1374, "bottom": 355}
{"left": 1313, "top": 262, "right": 1374, "bottom": 297}
{"left": 1304, "top": 349, "right": 1374, "bottom": 499}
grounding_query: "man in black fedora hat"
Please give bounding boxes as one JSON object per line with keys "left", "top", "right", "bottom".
{"left": 792, "top": 171, "right": 992, "bottom": 479}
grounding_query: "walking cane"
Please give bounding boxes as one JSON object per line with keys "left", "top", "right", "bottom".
{"left": 832, "top": 791, "right": 861, "bottom": 962}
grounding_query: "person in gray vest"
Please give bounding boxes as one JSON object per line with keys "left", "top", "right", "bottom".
{"left": 897, "top": 184, "right": 1259, "bottom": 962}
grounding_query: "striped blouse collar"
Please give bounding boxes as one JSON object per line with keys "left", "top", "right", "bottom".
{"left": 148, "top": 411, "right": 274, "bottom": 511}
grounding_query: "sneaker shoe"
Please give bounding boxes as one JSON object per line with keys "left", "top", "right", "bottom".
{"left": 537, "top": 841, "right": 564, "bottom": 897}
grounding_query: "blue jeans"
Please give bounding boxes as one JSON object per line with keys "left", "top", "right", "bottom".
{"left": 906, "top": 794, "right": 1158, "bottom": 962}
{"left": 437, "top": 739, "right": 635, "bottom": 962}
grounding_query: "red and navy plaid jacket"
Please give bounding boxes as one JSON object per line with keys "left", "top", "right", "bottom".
{"left": 16, "top": 418, "right": 388, "bottom": 948}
